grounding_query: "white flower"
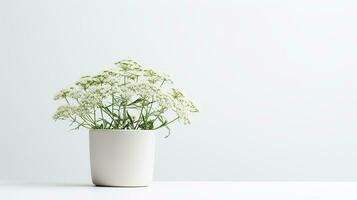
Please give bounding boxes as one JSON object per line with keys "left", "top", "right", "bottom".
{"left": 80, "top": 84, "right": 112, "bottom": 107}
{"left": 53, "top": 105, "right": 77, "bottom": 120}
{"left": 170, "top": 88, "right": 199, "bottom": 124}
{"left": 68, "top": 87, "right": 83, "bottom": 99}
{"left": 127, "top": 82, "right": 158, "bottom": 98}
{"left": 54, "top": 87, "right": 72, "bottom": 100}
{"left": 75, "top": 76, "right": 93, "bottom": 89}
{"left": 53, "top": 59, "right": 198, "bottom": 131}
{"left": 160, "top": 73, "right": 173, "bottom": 84}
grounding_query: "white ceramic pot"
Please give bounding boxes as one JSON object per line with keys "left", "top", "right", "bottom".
{"left": 89, "top": 129, "right": 156, "bottom": 187}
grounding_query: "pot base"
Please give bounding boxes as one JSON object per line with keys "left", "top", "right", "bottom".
{"left": 93, "top": 182, "right": 150, "bottom": 188}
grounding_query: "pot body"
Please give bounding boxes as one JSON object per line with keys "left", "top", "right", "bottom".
{"left": 89, "top": 129, "right": 155, "bottom": 187}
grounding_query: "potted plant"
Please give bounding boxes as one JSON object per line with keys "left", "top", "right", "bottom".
{"left": 53, "top": 59, "right": 198, "bottom": 187}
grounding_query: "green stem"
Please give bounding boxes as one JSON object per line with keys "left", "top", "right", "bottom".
{"left": 145, "top": 100, "right": 154, "bottom": 120}
{"left": 100, "top": 107, "right": 105, "bottom": 128}
{"left": 152, "top": 110, "right": 165, "bottom": 124}
{"left": 153, "top": 116, "right": 179, "bottom": 130}
{"left": 135, "top": 103, "right": 146, "bottom": 129}
{"left": 111, "top": 94, "right": 115, "bottom": 113}
{"left": 93, "top": 109, "right": 97, "bottom": 128}
{"left": 64, "top": 97, "right": 93, "bottom": 128}
{"left": 73, "top": 98, "right": 95, "bottom": 124}
{"left": 160, "top": 80, "right": 165, "bottom": 87}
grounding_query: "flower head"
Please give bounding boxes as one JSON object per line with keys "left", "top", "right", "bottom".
{"left": 53, "top": 59, "right": 198, "bottom": 132}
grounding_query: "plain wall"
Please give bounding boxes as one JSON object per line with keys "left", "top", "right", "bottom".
{"left": 0, "top": 0, "right": 357, "bottom": 182}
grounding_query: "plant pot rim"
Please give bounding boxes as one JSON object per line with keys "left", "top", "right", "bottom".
{"left": 89, "top": 129, "right": 155, "bottom": 133}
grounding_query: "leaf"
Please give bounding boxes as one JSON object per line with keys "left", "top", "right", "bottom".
{"left": 70, "top": 122, "right": 85, "bottom": 131}
{"left": 164, "top": 126, "right": 171, "bottom": 138}
{"left": 147, "top": 120, "right": 154, "bottom": 130}
{"left": 103, "top": 107, "right": 118, "bottom": 118}
{"left": 126, "top": 111, "right": 135, "bottom": 129}
{"left": 127, "top": 98, "right": 143, "bottom": 106}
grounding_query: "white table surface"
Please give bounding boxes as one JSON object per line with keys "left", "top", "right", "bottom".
{"left": 1, "top": 181, "right": 357, "bottom": 200}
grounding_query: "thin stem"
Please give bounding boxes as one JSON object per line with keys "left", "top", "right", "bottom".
{"left": 64, "top": 97, "right": 94, "bottom": 128}
{"left": 153, "top": 116, "right": 179, "bottom": 130}
{"left": 102, "top": 107, "right": 115, "bottom": 121}
{"left": 64, "top": 97, "right": 70, "bottom": 105}
{"left": 145, "top": 100, "right": 154, "bottom": 120}
{"left": 111, "top": 94, "right": 115, "bottom": 113}
{"left": 100, "top": 107, "right": 105, "bottom": 128}
{"left": 93, "top": 109, "right": 97, "bottom": 128}
{"left": 74, "top": 98, "right": 95, "bottom": 124}
{"left": 160, "top": 80, "right": 165, "bottom": 87}
{"left": 135, "top": 103, "right": 145, "bottom": 129}
{"left": 152, "top": 110, "right": 165, "bottom": 124}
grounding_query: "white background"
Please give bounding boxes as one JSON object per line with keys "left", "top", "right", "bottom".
{"left": 0, "top": 0, "right": 356, "bottom": 182}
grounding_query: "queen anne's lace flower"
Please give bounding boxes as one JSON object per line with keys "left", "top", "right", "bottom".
{"left": 79, "top": 84, "right": 112, "bottom": 107}
{"left": 53, "top": 59, "right": 198, "bottom": 133}
{"left": 53, "top": 105, "right": 78, "bottom": 120}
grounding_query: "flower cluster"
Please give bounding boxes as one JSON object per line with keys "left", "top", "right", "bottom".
{"left": 53, "top": 59, "right": 198, "bottom": 134}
